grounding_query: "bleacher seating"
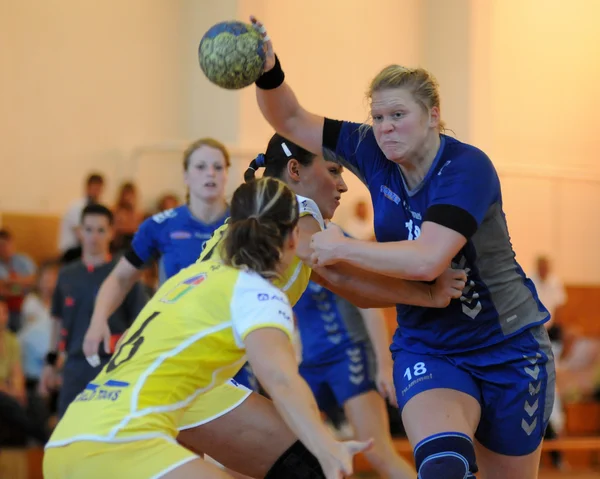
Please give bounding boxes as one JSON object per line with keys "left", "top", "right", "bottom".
{"left": 0, "top": 211, "right": 598, "bottom": 476}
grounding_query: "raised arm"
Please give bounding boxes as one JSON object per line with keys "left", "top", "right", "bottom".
{"left": 251, "top": 16, "right": 324, "bottom": 156}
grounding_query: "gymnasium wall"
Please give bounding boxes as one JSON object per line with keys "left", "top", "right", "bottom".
{"left": 1, "top": 0, "right": 599, "bottom": 283}
{"left": 0, "top": 0, "right": 240, "bottom": 213}
{"left": 469, "top": 0, "right": 600, "bottom": 283}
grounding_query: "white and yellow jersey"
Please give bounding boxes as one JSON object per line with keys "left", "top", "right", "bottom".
{"left": 47, "top": 261, "right": 294, "bottom": 446}
{"left": 198, "top": 194, "right": 324, "bottom": 306}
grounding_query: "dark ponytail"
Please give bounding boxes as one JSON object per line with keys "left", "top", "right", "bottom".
{"left": 243, "top": 153, "right": 266, "bottom": 183}
{"left": 222, "top": 177, "right": 299, "bottom": 278}
{"left": 244, "top": 134, "right": 316, "bottom": 183}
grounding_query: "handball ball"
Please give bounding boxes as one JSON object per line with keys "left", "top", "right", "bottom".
{"left": 198, "top": 21, "right": 266, "bottom": 90}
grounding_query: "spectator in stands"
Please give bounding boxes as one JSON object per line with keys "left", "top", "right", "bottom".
{"left": 0, "top": 298, "right": 26, "bottom": 404}
{"left": 39, "top": 205, "right": 147, "bottom": 417}
{"left": 530, "top": 254, "right": 568, "bottom": 470}
{"left": 114, "top": 181, "right": 143, "bottom": 229}
{"left": 18, "top": 262, "right": 59, "bottom": 391}
{"left": 18, "top": 262, "right": 60, "bottom": 430}
{"left": 58, "top": 173, "right": 105, "bottom": 261}
{"left": 110, "top": 203, "right": 137, "bottom": 254}
{"left": 0, "top": 229, "right": 37, "bottom": 332}
{"left": 0, "top": 297, "right": 48, "bottom": 445}
{"left": 156, "top": 193, "right": 181, "bottom": 213}
{"left": 343, "top": 199, "right": 375, "bottom": 241}
{"left": 558, "top": 332, "right": 600, "bottom": 401}
{"left": 530, "top": 255, "right": 568, "bottom": 343}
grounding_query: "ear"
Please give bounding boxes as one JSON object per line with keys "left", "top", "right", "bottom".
{"left": 285, "top": 225, "right": 300, "bottom": 252}
{"left": 429, "top": 106, "right": 440, "bottom": 129}
{"left": 285, "top": 159, "right": 301, "bottom": 182}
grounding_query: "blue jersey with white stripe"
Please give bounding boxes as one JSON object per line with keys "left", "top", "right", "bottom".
{"left": 294, "top": 281, "right": 368, "bottom": 366}
{"left": 130, "top": 205, "right": 228, "bottom": 282}
{"left": 324, "top": 121, "right": 549, "bottom": 354}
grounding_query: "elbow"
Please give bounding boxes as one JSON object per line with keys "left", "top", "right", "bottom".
{"left": 351, "top": 297, "right": 377, "bottom": 309}
{"left": 115, "top": 266, "right": 140, "bottom": 289}
{"left": 412, "top": 258, "right": 447, "bottom": 283}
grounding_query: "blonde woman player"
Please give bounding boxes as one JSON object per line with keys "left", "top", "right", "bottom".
{"left": 43, "top": 177, "right": 374, "bottom": 479}
{"left": 249, "top": 15, "right": 555, "bottom": 479}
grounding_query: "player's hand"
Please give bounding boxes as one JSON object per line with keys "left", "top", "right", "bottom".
{"left": 38, "top": 365, "right": 59, "bottom": 397}
{"left": 310, "top": 223, "right": 346, "bottom": 267}
{"left": 430, "top": 268, "right": 467, "bottom": 308}
{"left": 83, "top": 320, "right": 111, "bottom": 367}
{"left": 376, "top": 358, "right": 398, "bottom": 407}
{"left": 316, "top": 438, "right": 373, "bottom": 479}
{"left": 250, "top": 16, "right": 275, "bottom": 72}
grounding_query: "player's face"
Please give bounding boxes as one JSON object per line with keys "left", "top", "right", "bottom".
{"left": 185, "top": 146, "right": 228, "bottom": 202}
{"left": 371, "top": 88, "right": 438, "bottom": 164}
{"left": 79, "top": 215, "right": 113, "bottom": 256}
{"left": 294, "top": 157, "right": 347, "bottom": 220}
{"left": 86, "top": 182, "right": 104, "bottom": 202}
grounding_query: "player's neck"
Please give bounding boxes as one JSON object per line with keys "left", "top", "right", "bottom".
{"left": 398, "top": 133, "right": 441, "bottom": 190}
{"left": 188, "top": 196, "right": 228, "bottom": 224}
{"left": 81, "top": 251, "right": 110, "bottom": 268}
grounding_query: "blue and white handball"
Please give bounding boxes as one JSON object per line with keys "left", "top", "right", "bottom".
{"left": 198, "top": 21, "right": 266, "bottom": 90}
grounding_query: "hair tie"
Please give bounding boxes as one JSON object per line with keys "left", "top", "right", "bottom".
{"left": 255, "top": 153, "right": 266, "bottom": 168}
{"left": 281, "top": 142, "right": 292, "bottom": 157}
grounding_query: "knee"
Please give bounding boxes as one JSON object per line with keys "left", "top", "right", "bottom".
{"left": 362, "top": 440, "right": 395, "bottom": 466}
{"left": 414, "top": 432, "right": 478, "bottom": 479}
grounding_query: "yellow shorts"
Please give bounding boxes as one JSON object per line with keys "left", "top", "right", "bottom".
{"left": 43, "top": 437, "right": 197, "bottom": 479}
{"left": 178, "top": 378, "right": 252, "bottom": 430}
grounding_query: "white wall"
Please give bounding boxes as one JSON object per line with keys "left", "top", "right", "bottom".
{"left": 0, "top": 0, "right": 240, "bottom": 213}
{"left": 469, "top": 0, "right": 600, "bottom": 283}
{"left": 1, "top": 0, "right": 599, "bottom": 282}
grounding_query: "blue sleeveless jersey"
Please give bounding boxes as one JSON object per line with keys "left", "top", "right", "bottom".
{"left": 324, "top": 121, "right": 549, "bottom": 354}
{"left": 128, "top": 205, "right": 260, "bottom": 389}
{"left": 130, "top": 205, "right": 228, "bottom": 282}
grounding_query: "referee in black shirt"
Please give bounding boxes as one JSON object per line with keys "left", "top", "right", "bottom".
{"left": 39, "top": 205, "right": 148, "bottom": 417}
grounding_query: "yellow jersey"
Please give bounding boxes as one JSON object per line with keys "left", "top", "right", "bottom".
{"left": 47, "top": 261, "right": 294, "bottom": 446}
{"left": 199, "top": 194, "right": 325, "bottom": 306}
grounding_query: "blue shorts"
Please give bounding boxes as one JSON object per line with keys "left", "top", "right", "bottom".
{"left": 299, "top": 342, "right": 377, "bottom": 413}
{"left": 393, "top": 325, "right": 555, "bottom": 456}
{"left": 233, "top": 362, "right": 259, "bottom": 392}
